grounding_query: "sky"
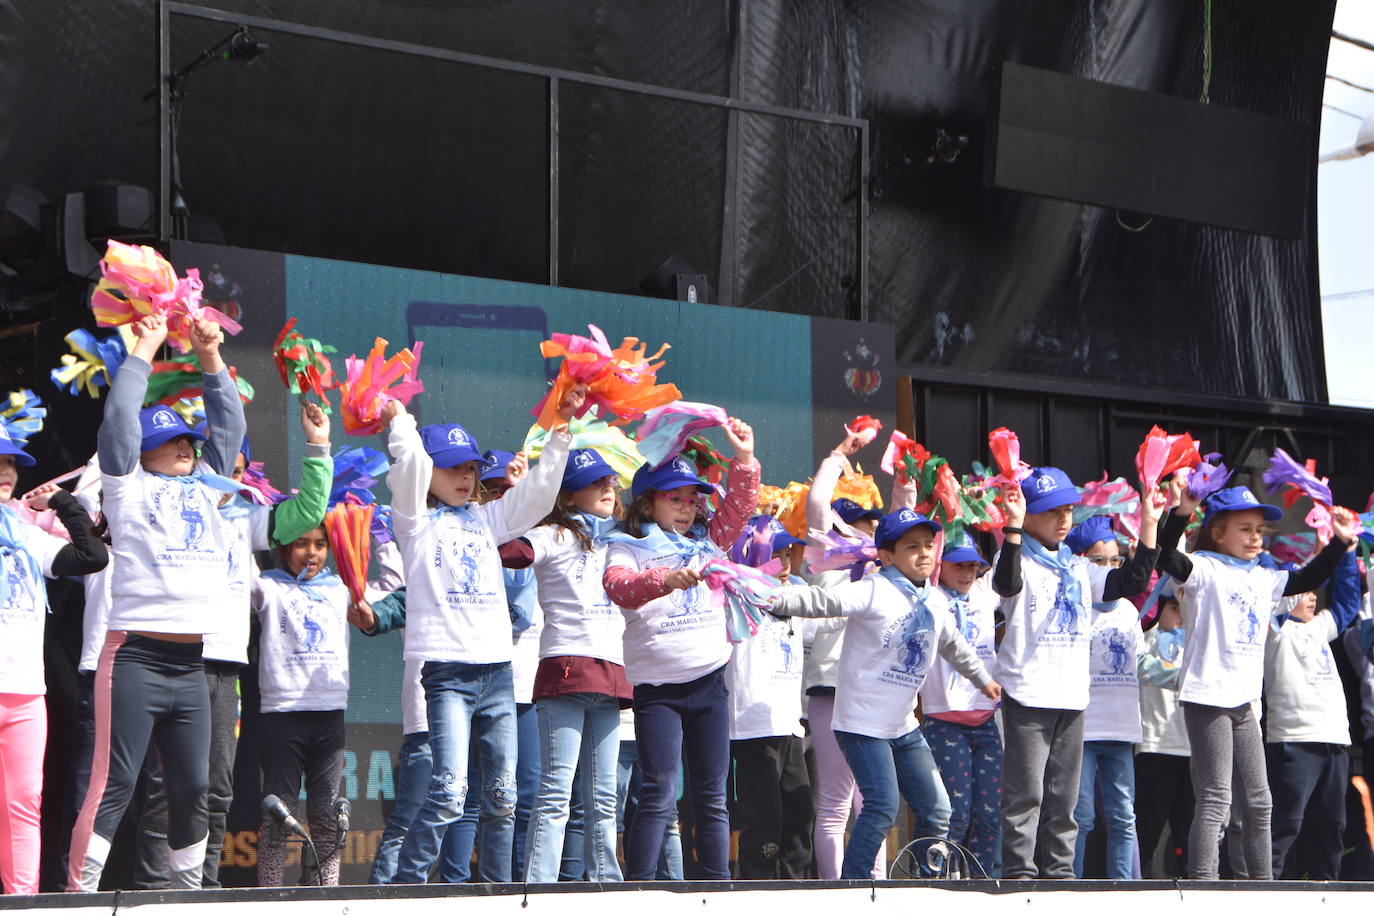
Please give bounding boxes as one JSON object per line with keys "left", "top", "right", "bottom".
{"left": 1319, "top": 1, "right": 1374, "bottom": 407}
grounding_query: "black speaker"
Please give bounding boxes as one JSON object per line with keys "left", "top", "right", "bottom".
{"left": 987, "top": 62, "right": 1310, "bottom": 238}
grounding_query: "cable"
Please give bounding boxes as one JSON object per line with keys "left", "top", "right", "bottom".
{"left": 1200, "top": 0, "right": 1213, "bottom": 104}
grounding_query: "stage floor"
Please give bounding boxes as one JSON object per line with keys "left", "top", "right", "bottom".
{"left": 4, "top": 880, "right": 1372, "bottom": 915}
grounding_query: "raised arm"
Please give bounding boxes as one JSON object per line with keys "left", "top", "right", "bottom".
{"left": 25, "top": 488, "right": 108, "bottom": 576}
{"left": 384, "top": 404, "right": 431, "bottom": 520}
{"left": 1102, "top": 485, "right": 1164, "bottom": 600}
{"left": 1284, "top": 508, "right": 1357, "bottom": 597}
{"left": 192, "top": 319, "right": 247, "bottom": 477}
{"left": 806, "top": 430, "right": 869, "bottom": 534}
{"left": 1325, "top": 547, "right": 1361, "bottom": 635}
{"left": 98, "top": 315, "right": 166, "bottom": 475}
{"left": 991, "top": 483, "right": 1025, "bottom": 597}
{"left": 266, "top": 403, "right": 332, "bottom": 548}
{"left": 707, "top": 418, "right": 759, "bottom": 550}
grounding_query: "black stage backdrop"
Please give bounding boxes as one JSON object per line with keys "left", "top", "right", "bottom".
{"left": 0, "top": 0, "right": 1335, "bottom": 403}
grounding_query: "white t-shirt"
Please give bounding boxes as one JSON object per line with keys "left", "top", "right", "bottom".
{"left": 1174, "top": 554, "right": 1287, "bottom": 708}
{"left": 252, "top": 573, "right": 351, "bottom": 713}
{"left": 607, "top": 538, "right": 732, "bottom": 687}
{"left": 728, "top": 613, "right": 805, "bottom": 740}
{"left": 102, "top": 466, "right": 233, "bottom": 633}
{"left": 526, "top": 525, "right": 623, "bottom": 663}
{"left": 1083, "top": 599, "right": 1142, "bottom": 743}
{"left": 922, "top": 577, "right": 999, "bottom": 715}
{"left": 1343, "top": 602, "right": 1374, "bottom": 739}
{"left": 201, "top": 501, "right": 270, "bottom": 665}
{"left": 387, "top": 414, "right": 570, "bottom": 664}
{"left": 774, "top": 575, "right": 991, "bottom": 739}
{"left": 995, "top": 548, "right": 1095, "bottom": 710}
{"left": 402, "top": 657, "right": 427, "bottom": 735}
{"left": 0, "top": 510, "right": 67, "bottom": 694}
{"left": 512, "top": 603, "right": 543, "bottom": 705}
{"left": 801, "top": 568, "right": 856, "bottom": 693}
{"left": 1264, "top": 601, "right": 1349, "bottom": 745}
{"left": 1137, "top": 627, "right": 1190, "bottom": 756}
{"left": 79, "top": 562, "right": 114, "bottom": 674}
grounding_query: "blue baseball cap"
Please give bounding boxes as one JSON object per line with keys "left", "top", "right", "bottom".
{"left": 564, "top": 448, "right": 617, "bottom": 493}
{"left": 832, "top": 498, "right": 883, "bottom": 524}
{"left": 1023, "top": 466, "right": 1080, "bottom": 515}
{"left": 0, "top": 424, "right": 34, "bottom": 466}
{"left": 874, "top": 508, "right": 943, "bottom": 551}
{"left": 1065, "top": 516, "right": 1117, "bottom": 555}
{"left": 762, "top": 516, "right": 806, "bottom": 553}
{"left": 630, "top": 455, "right": 711, "bottom": 499}
{"left": 420, "top": 423, "right": 482, "bottom": 469}
{"left": 139, "top": 404, "right": 206, "bottom": 452}
{"left": 942, "top": 531, "right": 987, "bottom": 565}
{"left": 479, "top": 449, "right": 517, "bottom": 482}
{"left": 1203, "top": 486, "right": 1283, "bottom": 523}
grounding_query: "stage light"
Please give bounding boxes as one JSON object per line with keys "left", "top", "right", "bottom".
{"left": 226, "top": 28, "right": 269, "bottom": 64}
{"left": 638, "top": 255, "right": 710, "bottom": 303}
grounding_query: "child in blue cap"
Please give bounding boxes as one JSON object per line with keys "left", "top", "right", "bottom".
{"left": 68, "top": 312, "right": 245, "bottom": 892}
{"left": 505, "top": 448, "right": 628, "bottom": 883}
{"left": 1159, "top": 481, "right": 1357, "bottom": 880}
{"left": 726, "top": 515, "right": 816, "bottom": 879}
{"left": 1062, "top": 515, "right": 1143, "bottom": 879}
{"left": 601, "top": 418, "right": 758, "bottom": 880}
{"left": 378, "top": 386, "right": 583, "bottom": 885}
{"left": 773, "top": 508, "right": 1002, "bottom": 878}
{"left": 0, "top": 413, "right": 107, "bottom": 895}
{"left": 921, "top": 530, "right": 1001, "bottom": 875}
{"left": 992, "top": 467, "right": 1162, "bottom": 880}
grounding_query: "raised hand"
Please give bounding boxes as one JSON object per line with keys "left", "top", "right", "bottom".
{"left": 834, "top": 429, "right": 868, "bottom": 458}
{"left": 556, "top": 383, "right": 589, "bottom": 425}
{"left": 1172, "top": 469, "right": 1202, "bottom": 518}
{"left": 23, "top": 483, "right": 60, "bottom": 511}
{"left": 130, "top": 313, "right": 170, "bottom": 362}
{"left": 347, "top": 600, "right": 377, "bottom": 633}
{"left": 378, "top": 399, "right": 405, "bottom": 429}
{"left": 505, "top": 452, "right": 528, "bottom": 487}
{"left": 189, "top": 317, "right": 225, "bottom": 373}
{"left": 1331, "top": 506, "right": 1359, "bottom": 546}
{"left": 1001, "top": 483, "right": 1026, "bottom": 529}
{"left": 302, "top": 401, "right": 331, "bottom": 446}
{"left": 724, "top": 418, "right": 754, "bottom": 462}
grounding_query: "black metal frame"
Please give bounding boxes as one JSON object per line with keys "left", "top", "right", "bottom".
{"left": 156, "top": 0, "right": 871, "bottom": 318}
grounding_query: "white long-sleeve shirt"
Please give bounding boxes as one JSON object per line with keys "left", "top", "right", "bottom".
{"left": 388, "top": 412, "right": 571, "bottom": 663}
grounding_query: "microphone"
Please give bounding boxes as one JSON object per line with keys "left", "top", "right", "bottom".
{"left": 332, "top": 798, "right": 351, "bottom": 834}
{"left": 261, "top": 794, "right": 309, "bottom": 839}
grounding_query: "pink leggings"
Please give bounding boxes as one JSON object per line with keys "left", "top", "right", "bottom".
{"left": 808, "top": 694, "right": 884, "bottom": 879}
{"left": 0, "top": 694, "right": 45, "bottom": 895}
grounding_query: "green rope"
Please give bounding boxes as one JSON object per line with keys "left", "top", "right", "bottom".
{"left": 1201, "top": 0, "right": 1213, "bottom": 103}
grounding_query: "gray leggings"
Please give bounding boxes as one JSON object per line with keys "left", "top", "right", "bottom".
{"left": 1182, "top": 701, "right": 1272, "bottom": 880}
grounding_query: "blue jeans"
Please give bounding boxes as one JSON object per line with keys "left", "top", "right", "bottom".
{"left": 924, "top": 717, "right": 1002, "bottom": 876}
{"left": 835, "top": 726, "right": 950, "bottom": 879}
{"left": 524, "top": 693, "right": 623, "bottom": 881}
{"left": 392, "top": 661, "right": 517, "bottom": 884}
{"left": 1073, "top": 740, "right": 1136, "bottom": 879}
{"left": 626, "top": 667, "right": 731, "bottom": 880}
{"left": 616, "top": 740, "right": 683, "bottom": 879}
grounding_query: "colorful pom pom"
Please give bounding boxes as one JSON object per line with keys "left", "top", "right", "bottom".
{"left": 0, "top": 389, "right": 46, "bottom": 447}
{"left": 50, "top": 328, "right": 130, "bottom": 398}
{"left": 532, "top": 324, "right": 681, "bottom": 430}
{"left": 1134, "top": 425, "right": 1202, "bottom": 492}
{"left": 636, "top": 401, "right": 729, "bottom": 470}
{"left": 845, "top": 415, "right": 883, "bottom": 447}
{"left": 324, "top": 500, "right": 374, "bottom": 605}
{"left": 273, "top": 318, "right": 339, "bottom": 411}
{"left": 522, "top": 406, "right": 646, "bottom": 488}
{"left": 89, "top": 240, "right": 241, "bottom": 354}
{"left": 339, "top": 337, "right": 425, "bottom": 436}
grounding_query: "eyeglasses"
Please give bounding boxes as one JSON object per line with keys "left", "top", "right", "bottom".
{"left": 653, "top": 492, "right": 704, "bottom": 509}
{"left": 1085, "top": 556, "right": 1125, "bottom": 568}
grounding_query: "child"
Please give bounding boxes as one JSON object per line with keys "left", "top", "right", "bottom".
{"left": 382, "top": 389, "right": 581, "bottom": 885}
{"left": 991, "top": 467, "right": 1161, "bottom": 880}
{"left": 727, "top": 515, "right": 814, "bottom": 879}
{"left": 773, "top": 508, "right": 1002, "bottom": 878}
{"left": 0, "top": 431, "right": 107, "bottom": 894}
{"left": 1064, "top": 516, "right": 1142, "bottom": 880}
{"left": 253, "top": 524, "right": 353, "bottom": 886}
{"left": 1135, "top": 590, "right": 1192, "bottom": 877}
{"left": 67, "top": 313, "right": 245, "bottom": 892}
{"left": 801, "top": 431, "right": 894, "bottom": 880}
{"left": 1263, "top": 545, "right": 1360, "bottom": 879}
{"left": 510, "top": 448, "right": 628, "bottom": 882}
{"left": 920, "top": 531, "right": 1001, "bottom": 875}
{"left": 601, "top": 419, "right": 758, "bottom": 881}
{"left": 1158, "top": 483, "right": 1356, "bottom": 880}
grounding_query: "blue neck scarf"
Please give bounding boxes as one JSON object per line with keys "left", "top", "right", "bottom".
{"left": 939, "top": 585, "right": 969, "bottom": 636}
{"left": 1193, "top": 550, "right": 1261, "bottom": 572}
{"left": 0, "top": 505, "right": 45, "bottom": 612}
{"left": 262, "top": 565, "right": 344, "bottom": 601}
{"left": 603, "top": 523, "right": 716, "bottom": 564}
{"left": 569, "top": 509, "right": 619, "bottom": 545}
{"left": 152, "top": 469, "right": 243, "bottom": 497}
{"left": 218, "top": 492, "right": 254, "bottom": 521}
{"left": 429, "top": 501, "right": 477, "bottom": 524}
{"left": 879, "top": 565, "right": 934, "bottom": 635}
{"left": 1022, "top": 536, "right": 1084, "bottom": 612}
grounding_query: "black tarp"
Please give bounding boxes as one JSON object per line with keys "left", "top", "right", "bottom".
{"left": 0, "top": 0, "right": 1334, "bottom": 401}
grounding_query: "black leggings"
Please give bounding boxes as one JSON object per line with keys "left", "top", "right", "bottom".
{"left": 68, "top": 633, "right": 210, "bottom": 892}
{"left": 256, "top": 709, "right": 347, "bottom": 887}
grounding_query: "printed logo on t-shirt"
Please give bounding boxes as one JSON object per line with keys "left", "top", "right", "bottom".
{"left": 278, "top": 592, "right": 339, "bottom": 663}
{"left": 0, "top": 548, "right": 39, "bottom": 618}
{"left": 1230, "top": 589, "right": 1263, "bottom": 646}
{"left": 148, "top": 479, "right": 220, "bottom": 567}
{"left": 1093, "top": 627, "right": 1135, "bottom": 678}
{"left": 1047, "top": 580, "right": 1080, "bottom": 636}
{"left": 573, "top": 551, "right": 616, "bottom": 616}
{"left": 879, "top": 612, "right": 934, "bottom": 687}
{"left": 433, "top": 526, "right": 499, "bottom": 606}
{"left": 1294, "top": 627, "right": 1336, "bottom": 679}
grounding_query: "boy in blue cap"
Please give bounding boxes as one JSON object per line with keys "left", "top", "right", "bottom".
{"left": 773, "top": 508, "right": 1001, "bottom": 878}
{"left": 992, "top": 467, "right": 1162, "bottom": 880}
{"left": 1158, "top": 481, "right": 1356, "bottom": 880}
